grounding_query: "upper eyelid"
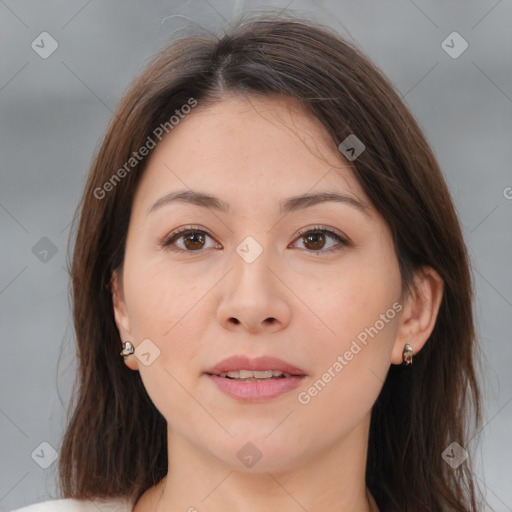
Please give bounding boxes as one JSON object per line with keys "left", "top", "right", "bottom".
{"left": 295, "top": 225, "right": 347, "bottom": 239}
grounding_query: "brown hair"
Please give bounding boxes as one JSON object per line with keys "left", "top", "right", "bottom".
{"left": 59, "top": 10, "right": 484, "bottom": 511}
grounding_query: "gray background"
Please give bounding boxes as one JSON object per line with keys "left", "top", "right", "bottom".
{"left": 1, "top": 0, "right": 511, "bottom": 510}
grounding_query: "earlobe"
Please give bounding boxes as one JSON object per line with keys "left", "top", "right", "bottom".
{"left": 120, "top": 341, "right": 139, "bottom": 371}
{"left": 391, "top": 266, "right": 444, "bottom": 365}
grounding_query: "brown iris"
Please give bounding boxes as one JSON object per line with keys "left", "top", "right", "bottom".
{"left": 303, "top": 232, "right": 326, "bottom": 251}
{"left": 182, "top": 232, "right": 206, "bottom": 250}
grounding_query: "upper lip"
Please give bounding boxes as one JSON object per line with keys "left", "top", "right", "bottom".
{"left": 205, "top": 355, "right": 307, "bottom": 376}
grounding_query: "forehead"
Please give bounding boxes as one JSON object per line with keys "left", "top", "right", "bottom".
{"left": 133, "top": 94, "right": 367, "bottom": 213}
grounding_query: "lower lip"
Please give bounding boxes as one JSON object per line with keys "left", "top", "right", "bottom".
{"left": 207, "top": 374, "right": 306, "bottom": 402}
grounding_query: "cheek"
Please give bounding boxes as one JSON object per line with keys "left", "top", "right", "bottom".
{"left": 122, "top": 261, "right": 210, "bottom": 408}
{"left": 295, "top": 356, "right": 385, "bottom": 447}
{"left": 301, "top": 246, "right": 401, "bottom": 410}
{"left": 296, "top": 296, "right": 400, "bottom": 440}
{"left": 124, "top": 255, "right": 205, "bottom": 337}
{"left": 320, "top": 250, "right": 401, "bottom": 345}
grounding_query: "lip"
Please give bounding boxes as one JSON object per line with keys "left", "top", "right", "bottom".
{"left": 205, "top": 355, "right": 307, "bottom": 403}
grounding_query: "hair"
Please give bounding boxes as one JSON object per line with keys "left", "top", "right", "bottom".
{"left": 58, "top": 10, "right": 484, "bottom": 511}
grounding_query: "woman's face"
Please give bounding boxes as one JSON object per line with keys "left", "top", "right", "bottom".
{"left": 113, "top": 94, "right": 406, "bottom": 472}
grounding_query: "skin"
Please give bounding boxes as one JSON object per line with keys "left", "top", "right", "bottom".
{"left": 111, "top": 94, "right": 444, "bottom": 512}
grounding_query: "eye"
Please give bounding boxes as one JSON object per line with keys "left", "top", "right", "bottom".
{"left": 291, "top": 225, "right": 350, "bottom": 253}
{"left": 160, "top": 224, "right": 350, "bottom": 255}
{"left": 160, "top": 226, "right": 221, "bottom": 253}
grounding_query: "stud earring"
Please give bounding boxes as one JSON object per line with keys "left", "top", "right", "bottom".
{"left": 402, "top": 343, "right": 414, "bottom": 365}
{"left": 120, "top": 341, "right": 135, "bottom": 358}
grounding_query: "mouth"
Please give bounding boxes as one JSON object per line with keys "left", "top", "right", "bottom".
{"left": 205, "top": 355, "right": 307, "bottom": 402}
{"left": 216, "top": 369, "right": 296, "bottom": 381}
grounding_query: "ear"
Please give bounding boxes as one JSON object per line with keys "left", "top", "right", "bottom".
{"left": 111, "top": 269, "right": 139, "bottom": 371}
{"left": 391, "top": 266, "right": 444, "bottom": 365}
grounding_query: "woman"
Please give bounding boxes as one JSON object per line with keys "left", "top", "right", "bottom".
{"left": 13, "top": 10, "right": 484, "bottom": 512}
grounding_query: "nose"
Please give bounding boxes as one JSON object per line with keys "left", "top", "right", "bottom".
{"left": 216, "top": 246, "right": 292, "bottom": 334}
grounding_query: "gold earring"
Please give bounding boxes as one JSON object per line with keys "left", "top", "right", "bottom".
{"left": 120, "top": 341, "right": 135, "bottom": 358}
{"left": 402, "top": 343, "right": 414, "bottom": 365}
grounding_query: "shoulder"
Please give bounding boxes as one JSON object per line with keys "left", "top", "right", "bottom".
{"left": 10, "top": 497, "right": 132, "bottom": 512}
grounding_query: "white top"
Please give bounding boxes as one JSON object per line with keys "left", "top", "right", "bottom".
{"left": 10, "top": 498, "right": 133, "bottom": 512}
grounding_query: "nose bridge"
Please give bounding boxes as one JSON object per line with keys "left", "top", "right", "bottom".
{"left": 217, "top": 232, "right": 291, "bottom": 332}
{"left": 231, "top": 233, "right": 275, "bottom": 297}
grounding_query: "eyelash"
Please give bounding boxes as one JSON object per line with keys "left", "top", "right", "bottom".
{"left": 159, "top": 224, "right": 350, "bottom": 255}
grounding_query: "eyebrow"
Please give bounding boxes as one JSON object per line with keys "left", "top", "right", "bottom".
{"left": 146, "top": 189, "right": 368, "bottom": 217}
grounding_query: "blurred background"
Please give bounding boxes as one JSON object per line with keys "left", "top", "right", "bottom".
{"left": 1, "top": 0, "right": 511, "bottom": 510}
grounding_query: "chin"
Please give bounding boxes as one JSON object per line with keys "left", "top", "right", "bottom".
{"left": 207, "top": 432, "right": 307, "bottom": 473}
